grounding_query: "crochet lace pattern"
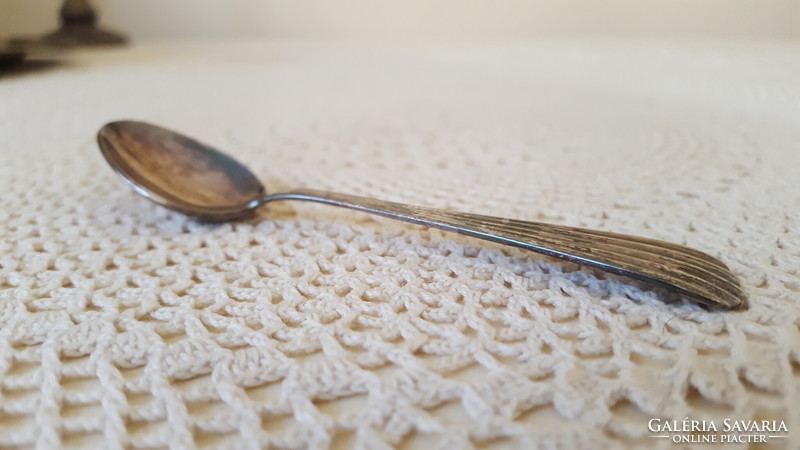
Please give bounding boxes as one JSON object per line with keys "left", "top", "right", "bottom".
{"left": 1, "top": 42, "right": 798, "bottom": 449}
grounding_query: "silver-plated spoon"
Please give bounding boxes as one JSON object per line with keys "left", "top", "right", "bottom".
{"left": 97, "top": 120, "right": 745, "bottom": 309}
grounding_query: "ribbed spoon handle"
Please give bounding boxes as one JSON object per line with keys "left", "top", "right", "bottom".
{"left": 263, "top": 189, "right": 745, "bottom": 309}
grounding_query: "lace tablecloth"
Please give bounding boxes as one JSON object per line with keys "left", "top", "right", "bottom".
{"left": 1, "top": 41, "right": 798, "bottom": 449}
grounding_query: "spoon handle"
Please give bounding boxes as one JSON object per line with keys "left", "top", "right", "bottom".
{"left": 264, "top": 189, "right": 744, "bottom": 309}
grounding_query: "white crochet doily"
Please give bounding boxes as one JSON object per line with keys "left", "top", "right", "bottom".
{"left": 1, "top": 41, "right": 798, "bottom": 449}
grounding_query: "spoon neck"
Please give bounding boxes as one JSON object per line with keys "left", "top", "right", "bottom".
{"left": 261, "top": 189, "right": 335, "bottom": 205}
{"left": 261, "top": 189, "right": 424, "bottom": 222}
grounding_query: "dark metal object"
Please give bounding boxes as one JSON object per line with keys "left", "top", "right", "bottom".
{"left": 41, "top": 0, "right": 126, "bottom": 47}
{"left": 0, "top": 44, "right": 27, "bottom": 67}
{"left": 97, "top": 120, "right": 746, "bottom": 310}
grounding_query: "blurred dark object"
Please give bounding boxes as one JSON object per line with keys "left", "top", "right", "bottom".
{"left": 41, "top": 0, "right": 126, "bottom": 47}
{"left": 0, "top": 40, "right": 71, "bottom": 76}
{"left": 1, "top": 0, "right": 122, "bottom": 74}
{"left": 0, "top": 42, "right": 28, "bottom": 68}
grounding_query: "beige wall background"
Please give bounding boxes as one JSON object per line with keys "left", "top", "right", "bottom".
{"left": 2, "top": 0, "right": 800, "bottom": 40}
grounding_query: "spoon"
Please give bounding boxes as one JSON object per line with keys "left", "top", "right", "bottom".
{"left": 97, "top": 120, "right": 745, "bottom": 309}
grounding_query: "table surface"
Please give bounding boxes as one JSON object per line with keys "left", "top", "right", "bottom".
{"left": 1, "top": 40, "right": 799, "bottom": 449}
